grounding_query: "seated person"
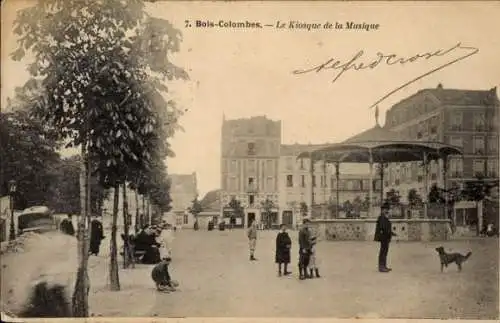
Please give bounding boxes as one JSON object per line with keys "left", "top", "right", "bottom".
{"left": 132, "top": 226, "right": 161, "bottom": 264}
{"left": 151, "top": 257, "right": 179, "bottom": 292}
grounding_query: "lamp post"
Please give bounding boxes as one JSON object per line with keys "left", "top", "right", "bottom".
{"left": 8, "top": 180, "right": 17, "bottom": 241}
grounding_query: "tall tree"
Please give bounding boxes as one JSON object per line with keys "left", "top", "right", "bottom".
{"left": 260, "top": 198, "right": 275, "bottom": 229}
{"left": 11, "top": 0, "right": 187, "bottom": 315}
{"left": 228, "top": 197, "right": 244, "bottom": 219}
{"left": 0, "top": 108, "right": 60, "bottom": 209}
{"left": 189, "top": 196, "right": 203, "bottom": 230}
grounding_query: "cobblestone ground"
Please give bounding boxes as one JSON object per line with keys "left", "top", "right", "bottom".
{"left": 88, "top": 229, "right": 499, "bottom": 319}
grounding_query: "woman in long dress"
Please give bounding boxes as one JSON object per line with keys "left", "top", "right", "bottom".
{"left": 275, "top": 224, "right": 292, "bottom": 276}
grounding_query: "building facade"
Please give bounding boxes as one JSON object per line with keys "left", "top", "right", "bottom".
{"left": 220, "top": 116, "right": 379, "bottom": 228}
{"left": 167, "top": 173, "right": 198, "bottom": 228}
{"left": 220, "top": 116, "right": 281, "bottom": 227}
{"left": 383, "top": 84, "right": 499, "bottom": 202}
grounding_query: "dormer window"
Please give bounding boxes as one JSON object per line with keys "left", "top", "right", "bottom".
{"left": 247, "top": 142, "right": 255, "bottom": 155}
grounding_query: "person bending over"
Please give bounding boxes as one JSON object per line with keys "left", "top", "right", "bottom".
{"left": 151, "top": 257, "right": 179, "bottom": 292}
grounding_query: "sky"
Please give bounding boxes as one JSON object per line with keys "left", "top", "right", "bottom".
{"left": 2, "top": 1, "right": 500, "bottom": 197}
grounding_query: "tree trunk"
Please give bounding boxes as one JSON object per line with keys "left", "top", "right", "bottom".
{"left": 135, "top": 189, "right": 140, "bottom": 233}
{"left": 146, "top": 197, "right": 150, "bottom": 225}
{"left": 142, "top": 195, "right": 146, "bottom": 228}
{"left": 122, "top": 183, "right": 131, "bottom": 268}
{"left": 108, "top": 185, "right": 120, "bottom": 291}
{"left": 72, "top": 145, "right": 90, "bottom": 317}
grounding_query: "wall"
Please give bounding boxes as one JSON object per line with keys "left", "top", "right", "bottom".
{"left": 311, "top": 218, "right": 451, "bottom": 241}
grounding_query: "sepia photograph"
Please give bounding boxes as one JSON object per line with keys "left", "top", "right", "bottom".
{"left": 1, "top": 0, "right": 499, "bottom": 320}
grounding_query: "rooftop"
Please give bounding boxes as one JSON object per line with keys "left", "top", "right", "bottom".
{"left": 389, "top": 84, "right": 499, "bottom": 112}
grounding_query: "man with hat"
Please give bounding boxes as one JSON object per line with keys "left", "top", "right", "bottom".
{"left": 298, "top": 217, "right": 312, "bottom": 280}
{"left": 374, "top": 202, "right": 397, "bottom": 272}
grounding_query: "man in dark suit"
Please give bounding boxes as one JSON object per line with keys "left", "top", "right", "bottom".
{"left": 374, "top": 203, "right": 397, "bottom": 272}
{"left": 298, "top": 218, "right": 312, "bottom": 280}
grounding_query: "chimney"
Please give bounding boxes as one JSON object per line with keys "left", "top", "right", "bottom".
{"left": 437, "top": 83, "right": 443, "bottom": 89}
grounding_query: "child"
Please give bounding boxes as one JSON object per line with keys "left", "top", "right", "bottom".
{"left": 275, "top": 224, "right": 292, "bottom": 276}
{"left": 308, "top": 234, "right": 321, "bottom": 278}
{"left": 151, "top": 257, "right": 179, "bottom": 292}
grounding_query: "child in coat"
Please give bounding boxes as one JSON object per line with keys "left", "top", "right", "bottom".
{"left": 151, "top": 257, "right": 179, "bottom": 292}
{"left": 308, "top": 234, "right": 321, "bottom": 278}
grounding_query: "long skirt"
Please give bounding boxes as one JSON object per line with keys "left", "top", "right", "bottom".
{"left": 275, "top": 248, "right": 290, "bottom": 264}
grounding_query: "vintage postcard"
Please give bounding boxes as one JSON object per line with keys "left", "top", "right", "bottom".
{"left": 1, "top": 0, "right": 499, "bottom": 321}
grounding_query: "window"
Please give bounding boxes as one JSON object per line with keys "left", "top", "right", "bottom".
{"left": 286, "top": 157, "right": 293, "bottom": 170}
{"left": 330, "top": 177, "right": 335, "bottom": 188}
{"left": 248, "top": 160, "right": 256, "bottom": 173}
{"left": 449, "top": 136, "right": 463, "bottom": 148}
{"left": 230, "top": 176, "right": 237, "bottom": 191}
{"left": 247, "top": 142, "right": 255, "bottom": 155}
{"left": 266, "top": 177, "right": 274, "bottom": 191}
{"left": 473, "top": 160, "right": 485, "bottom": 178}
{"left": 487, "top": 160, "right": 498, "bottom": 178}
{"left": 450, "top": 158, "right": 463, "bottom": 178}
{"left": 249, "top": 195, "right": 255, "bottom": 205}
{"left": 312, "top": 175, "right": 316, "bottom": 187}
{"left": 320, "top": 175, "right": 325, "bottom": 187}
{"left": 474, "top": 112, "right": 486, "bottom": 131}
{"left": 266, "top": 160, "right": 274, "bottom": 175}
{"left": 301, "top": 175, "right": 306, "bottom": 188}
{"left": 183, "top": 214, "right": 189, "bottom": 224}
{"left": 488, "top": 136, "right": 498, "bottom": 153}
{"left": 299, "top": 158, "right": 305, "bottom": 170}
{"left": 473, "top": 136, "right": 485, "bottom": 155}
{"left": 286, "top": 175, "right": 293, "bottom": 187}
{"left": 450, "top": 112, "right": 462, "bottom": 130}
{"left": 230, "top": 160, "right": 237, "bottom": 172}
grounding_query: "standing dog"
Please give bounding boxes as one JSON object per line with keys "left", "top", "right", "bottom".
{"left": 435, "top": 246, "right": 472, "bottom": 272}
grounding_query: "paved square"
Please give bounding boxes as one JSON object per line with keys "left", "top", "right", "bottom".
{"left": 87, "top": 229, "right": 498, "bottom": 319}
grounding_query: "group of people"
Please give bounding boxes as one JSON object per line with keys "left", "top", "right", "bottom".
{"left": 59, "top": 214, "right": 106, "bottom": 256}
{"left": 245, "top": 201, "right": 398, "bottom": 278}
{"left": 246, "top": 219, "right": 321, "bottom": 280}
{"left": 128, "top": 223, "right": 174, "bottom": 264}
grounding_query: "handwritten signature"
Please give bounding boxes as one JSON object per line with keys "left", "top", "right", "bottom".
{"left": 292, "top": 42, "right": 479, "bottom": 109}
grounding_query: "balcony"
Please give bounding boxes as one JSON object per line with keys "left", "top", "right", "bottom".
{"left": 451, "top": 171, "right": 463, "bottom": 178}
{"left": 450, "top": 124, "right": 462, "bottom": 131}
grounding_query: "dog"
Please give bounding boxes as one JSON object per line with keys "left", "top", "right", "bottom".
{"left": 435, "top": 246, "right": 472, "bottom": 272}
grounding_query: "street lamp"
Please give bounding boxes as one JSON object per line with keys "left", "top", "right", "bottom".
{"left": 8, "top": 180, "right": 17, "bottom": 241}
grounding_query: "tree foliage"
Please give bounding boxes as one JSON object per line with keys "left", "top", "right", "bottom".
{"left": 10, "top": 0, "right": 188, "bottom": 315}
{"left": 0, "top": 109, "right": 60, "bottom": 209}
{"left": 189, "top": 196, "right": 203, "bottom": 217}
{"left": 407, "top": 188, "right": 423, "bottom": 208}
{"left": 228, "top": 197, "right": 244, "bottom": 217}
{"left": 385, "top": 189, "right": 401, "bottom": 206}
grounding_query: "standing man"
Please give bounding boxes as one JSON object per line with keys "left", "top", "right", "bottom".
{"left": 298, "top": 218, "right": 312, "bottom": 280}
{"left": 247, "top": 220, "right": 258, "bottom": 261}
{"left": 374, "top": 202, "right": 397, "bottom": 272}
{"left": 89, "top": 215, "right": 105, "bottom": 256}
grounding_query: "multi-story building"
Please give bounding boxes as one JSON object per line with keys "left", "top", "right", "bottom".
{"left": 220, "top": 116, "right": 281, "bottom": 228}
{"left": 167, "top": 172, "right": 198, "bottom": 228}
{"left": 383, "top": 84, "right": 499, "bottom": 202}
